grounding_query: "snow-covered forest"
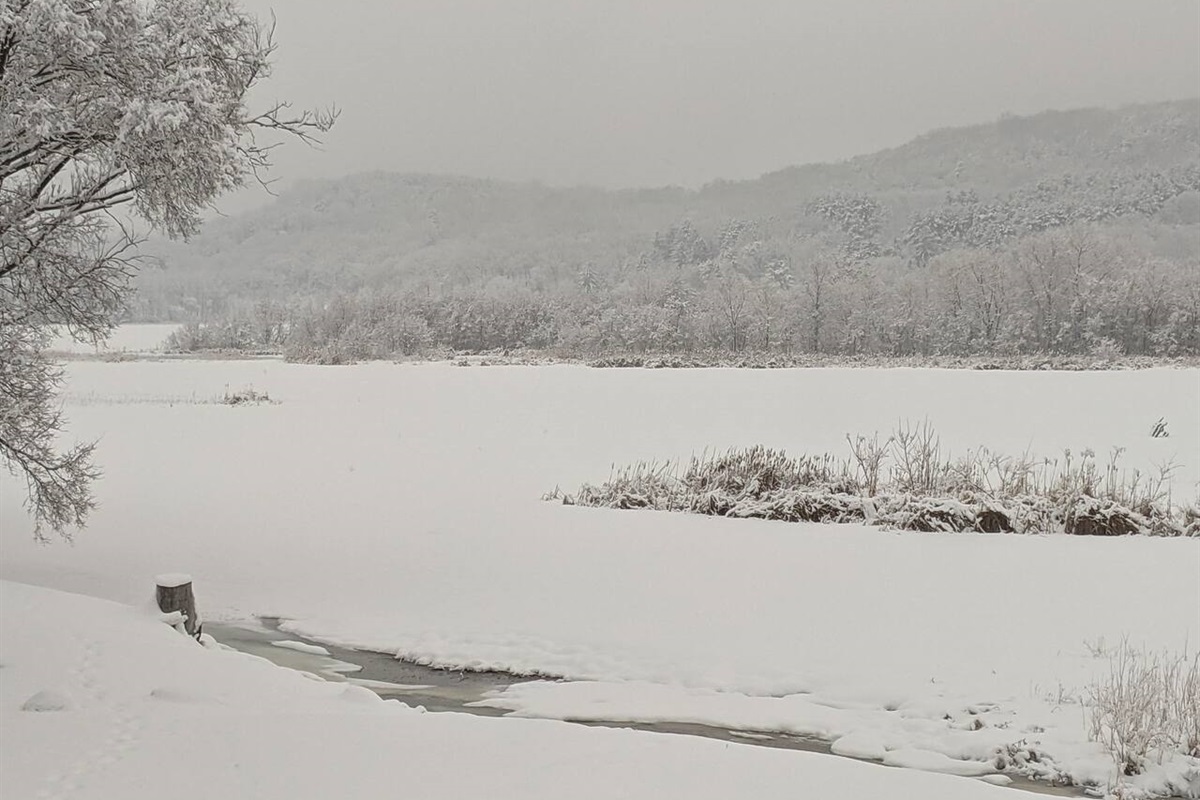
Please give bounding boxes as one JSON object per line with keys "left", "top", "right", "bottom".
{"left": 140, "top": 100, "right": 1200, "bottom": 361}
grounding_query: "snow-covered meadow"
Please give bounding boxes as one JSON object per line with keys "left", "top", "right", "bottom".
{"left": 45, "top": 324, "right": 181, "bottom": 356}
{"left": 2, "top": 357, "right": 1199, "bottom": 796}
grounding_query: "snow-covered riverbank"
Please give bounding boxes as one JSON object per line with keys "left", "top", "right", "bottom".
{"left": 2, "top": 580, "right": 1023, "bottom": 799}
{"left": 2, "top": 360, "right": 1197, "bottom": 796}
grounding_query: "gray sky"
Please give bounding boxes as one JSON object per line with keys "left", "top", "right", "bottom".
{"left": 226, "top": 0, "right": 1199, "bottom": 209}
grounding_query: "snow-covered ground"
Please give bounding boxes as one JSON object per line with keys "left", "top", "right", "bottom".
{"left": 0, "top": 580, "right": 1017, "bottom": 800}
{"left": 2, "top": 359, "right": 1199, "bottom": 796}
{"left": 46, "top": 323, "right": 180, "bottom": 355}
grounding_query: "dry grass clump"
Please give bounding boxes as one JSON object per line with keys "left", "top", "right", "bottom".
{"left": 682, "top": 446, "right": 853, "bottom": 496}
{"left": 217, "top": 386, "right": 275, "bottom": 406}
{"left": 546, "top": 421, "right": 1194, "bottom": 536}
{"left": 1087, "top": 642, "right": 1200, "bottom": 780}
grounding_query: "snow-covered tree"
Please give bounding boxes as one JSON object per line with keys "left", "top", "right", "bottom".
{"left": 0, "top": 0, "right": 335, "bottom": 538}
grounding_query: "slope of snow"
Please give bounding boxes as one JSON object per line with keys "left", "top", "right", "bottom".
{"left": 2, "top": 360, "right": 1198, "bottom": 794}
{"left": 0, "top": 580, "right": 1016, "bottom": 799}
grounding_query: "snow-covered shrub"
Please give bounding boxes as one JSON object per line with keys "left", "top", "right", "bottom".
{"left": 680, "top": 446, "right": 853, "bottom": 497}
{"left": 588, "top": 355, "right": 648, "bottom": 368}
{"left": 890, "top": 419, "right": 945, "bottom": 494}
{"left": 1185, "top": 507, "right": 1200, "bottom": 538}
{"left": 549, "top": 423, "right": 1193, "bottom": 537}
{"left": 218, "top": 386, "right": 274, "bottom": 406}
{"left": 724, "top": 491, "right": 868, "bottom": 524}
{"left": 548, "top": 460, "right": 686, "bottom": 511}
{"left": 166, "top": 320, "right": 259, "bottom": 352}
{"left": 991, "top": 741, "right": 1067, "bottom": 786}
{"left": 847, "top": 433, "right": 890, "bottom": 496}
{"left": 881, "top": 496, "right": 979, "bottom": 533}
{"left": 1086, "top": 643, "right": 1200, "bottom": 777}
{"left": 1064, "top": 497, "right": 1144, "bottom": 537}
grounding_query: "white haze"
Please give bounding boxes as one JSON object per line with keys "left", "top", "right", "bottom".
{"left": 221, "top": 0, "right": 1200, "bottom": 212}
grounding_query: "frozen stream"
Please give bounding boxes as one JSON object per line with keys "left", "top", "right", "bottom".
{"left": 207, "top": 619, "right": 1085, "bottom": 798}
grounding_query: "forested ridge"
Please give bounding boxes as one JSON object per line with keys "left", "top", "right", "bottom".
{"left": 137, "top": 99, "right": 1200, "bottom": 361}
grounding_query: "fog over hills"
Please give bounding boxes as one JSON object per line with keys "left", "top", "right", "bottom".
{"left": 137, "top": 99, "right": 1199, "bottom": 361}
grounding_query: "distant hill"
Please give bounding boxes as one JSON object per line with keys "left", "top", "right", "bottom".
{"left": 134, "top": 98, "right": 1200, "bottom": 321}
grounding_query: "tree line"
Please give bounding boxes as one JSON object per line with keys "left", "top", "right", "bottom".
{"left": 169, "top": 222, "right": 1199, "bottom": 362}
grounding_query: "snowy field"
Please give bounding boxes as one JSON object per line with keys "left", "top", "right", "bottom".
{"left": 46, "top": 323, "right": 180, "bottom": 356}
{"left": 2, "top": 359, "right": 1199, "bottom": 796}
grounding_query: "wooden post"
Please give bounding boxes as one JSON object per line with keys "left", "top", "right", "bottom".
{"left": 156, "top": 573, "right": 201, "bottom": 639}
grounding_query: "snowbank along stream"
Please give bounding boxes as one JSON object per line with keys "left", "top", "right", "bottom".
{"left": 207, "top": 618, "right": 1085, "bottom": 798}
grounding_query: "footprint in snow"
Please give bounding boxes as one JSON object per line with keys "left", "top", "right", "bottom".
{"left": 20, "top": 689, "right": 72, "bottom": 712}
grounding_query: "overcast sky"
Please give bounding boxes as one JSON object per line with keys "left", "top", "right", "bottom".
{"left": 226, "top": 0, "right": 1199, "bottom": 209}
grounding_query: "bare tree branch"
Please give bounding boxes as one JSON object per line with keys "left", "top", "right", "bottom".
{"left": 0, "top": 0, "right": 336, "bottom": 538}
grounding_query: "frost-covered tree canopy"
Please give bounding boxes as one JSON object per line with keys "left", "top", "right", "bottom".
{"left": 0, "top": 0, "right": 334, "bottom": 538}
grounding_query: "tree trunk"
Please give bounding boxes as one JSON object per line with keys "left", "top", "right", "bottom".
{"left": 156, "top": 574, "right": 200, "bottom": 638}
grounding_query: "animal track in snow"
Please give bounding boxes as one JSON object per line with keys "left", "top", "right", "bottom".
{"left": 34, "top": 638, "right": 144, "bottom": 800}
